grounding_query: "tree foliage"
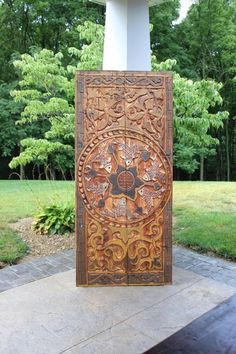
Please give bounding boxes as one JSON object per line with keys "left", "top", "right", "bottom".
{"left": 174, "top": 0, "right": 236, "bottom": 179}
{"left": 9, "top": 22, "right": 104, "bottom": 178}
{"left": 9, "top": 48, "right": 74, "bottom": 177}
{"left": 153, "top": 59, "right": 228, "bottom": 173}
{"left": 0, "top": 0, "right": 235, "bottom": 180}
{"left": 150, "top": 0, "right": 181, "bottom": 62}
{"left": 0, "top": 83, "right": 23, "bottom": 157}
{"left": 9, "top": 21, "right": 228, "bottom": 178}
{"left": 0, "top": 0, "right": 105, "bottom": 81}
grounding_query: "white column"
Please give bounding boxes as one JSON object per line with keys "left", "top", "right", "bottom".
{"left": 103, "top": 0, "right": 151, "bottom": 71}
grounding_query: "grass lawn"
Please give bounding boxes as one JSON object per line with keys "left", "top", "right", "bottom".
{"left": 0, "top": 180, "right": 235, "bottom": 264}
{"left": 0, "top": 180, "right": 74, "bottom": 224}
{"left": 0, "top": 227, "right": 28, "bottom": 264}
{"left": 174, "top": 182, "right": 236, "bottom": 261}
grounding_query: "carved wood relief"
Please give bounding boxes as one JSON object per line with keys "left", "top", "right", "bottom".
{"left": 76, "top": 71, "right": 173, "bottom": 286}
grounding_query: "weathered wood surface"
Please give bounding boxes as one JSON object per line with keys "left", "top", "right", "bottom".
{"left": 75, "top": 71, "right": 173, "bottom": 286}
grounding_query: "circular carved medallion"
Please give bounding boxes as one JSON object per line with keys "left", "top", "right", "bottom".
{"left": 77, "top": 129, "right": 171, "bottom": 226}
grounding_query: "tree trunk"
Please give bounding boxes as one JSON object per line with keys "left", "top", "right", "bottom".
{"left": 19, "top": 146, "right": 25, "bottom": 179}
{"left": 216, "top": 146, "right": 220, "bottom": 181}
{"left": 225, "top": 120, "right": 230, "bottom": 181}
{"left": 219, "top": 138, "right": 224, "bottom": 180}
{"left": 37, "top": 165, "right": 41, "bottom": 180}
{"left": 49, "top": 168, "right": 55, "bottom": 180}
{"left": 20, "top": 164, "right": 25, "bottom": 180}
{"left": 200, "top": 155, "right": 204, "bottom": 181}
{"left": 44, "top": 166, "right": 49, "bottom": 180}
{"left": 70, "top": 170, "right": 74, "bottom": 181}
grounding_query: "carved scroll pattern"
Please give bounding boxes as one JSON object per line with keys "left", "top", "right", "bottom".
{"left": 85, "top": 85, "right": 165, "bottom": 144}
{"left": 87, "top": 214, "right": 163, "bottom": 274}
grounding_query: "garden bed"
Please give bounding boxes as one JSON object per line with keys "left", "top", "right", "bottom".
{"left": 9, "top": 218, "right": 75, "bottom": 264}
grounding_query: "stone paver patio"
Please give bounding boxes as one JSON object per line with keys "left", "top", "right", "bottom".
{"left": 0, "top": 246, "right": 236, "bottom": 354}
{"left": 1, "top": 245, "right": 236, "bottom": 293}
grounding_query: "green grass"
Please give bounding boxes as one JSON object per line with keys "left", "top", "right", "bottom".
{"left": 0, "top": 180, "right": 74, "bottom": 264}
{"left": 0, "top": 180, "right": 236, "bottom": 264}
{"left": 0, "top": 227, "right": 28, "bottom": 264}
{"left": 0, "top": 180, "right": 74, "bottom": 224}
{"left": 174, "top": 182, "right": 236, "bottom": 261}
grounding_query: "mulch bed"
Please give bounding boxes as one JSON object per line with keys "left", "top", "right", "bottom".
{"left": 9, "top": 218, "right": 75, "bottom": 264}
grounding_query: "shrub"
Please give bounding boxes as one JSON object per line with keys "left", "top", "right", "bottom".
{"left": 32, "top": 204, "right": 75, "bottom": 235}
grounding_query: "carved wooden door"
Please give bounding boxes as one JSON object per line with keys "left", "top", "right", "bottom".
{"left": 76, "top": 71, "right": 172, "bottom": 286}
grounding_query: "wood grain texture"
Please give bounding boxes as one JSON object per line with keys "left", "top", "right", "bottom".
{"left": 75, "top": 71, "right": 173, "bottom": 286}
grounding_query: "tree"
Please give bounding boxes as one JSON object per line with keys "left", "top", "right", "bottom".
{"left": 0, "top": 83, "right": 22, "bottom": 158}
{"left": 10, "top": 21, "right": 228, "bottom": 180}
{"left": 0, "top": 0, "right": 105, "bottom": 82}
{"left": 9, "top": 21, "right": 104, "bottom": 179}
{"left": 0, "top": 1, "right": 105, "bottom": 178}
{"left": 150, "top": 0, "right": 181, "bottom": 62}
{"left": 9, "top": 49, "right": 74, "bottom": 179}
{"left": 173, "top": 0, "right": 236, "bottom": 180}
{"left": 153, "top": 59, "right": 228, "bottom": 177}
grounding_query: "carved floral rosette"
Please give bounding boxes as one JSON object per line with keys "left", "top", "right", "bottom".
{"left": 76, "top": 71, "right": 173, "bottom": 286}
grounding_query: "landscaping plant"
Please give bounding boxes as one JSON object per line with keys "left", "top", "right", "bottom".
{"left": 32, "top": 204, "right": 75, "bottom": 236}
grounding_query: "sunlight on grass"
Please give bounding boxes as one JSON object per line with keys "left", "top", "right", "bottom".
{"left": 173, "top": 182, "right": 236, "bottom": 213}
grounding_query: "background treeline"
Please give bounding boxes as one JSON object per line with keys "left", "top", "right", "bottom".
{"left": 0, "top": 0, "right": 235, "bottom": 181}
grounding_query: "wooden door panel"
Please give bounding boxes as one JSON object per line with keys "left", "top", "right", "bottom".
{"left": 76, "top": 71, "right": 173, "bottom": 286}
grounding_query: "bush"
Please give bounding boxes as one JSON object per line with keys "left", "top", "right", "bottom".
{"left": 32, "top": 204, "right": 75, "bottom": 235}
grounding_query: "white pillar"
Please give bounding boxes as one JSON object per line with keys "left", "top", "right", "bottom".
{"left": 103, "top": 0, "right": 151, "bottom": 71}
